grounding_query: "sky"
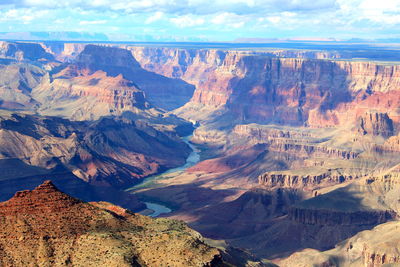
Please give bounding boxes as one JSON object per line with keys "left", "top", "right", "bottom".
{"left": 0, "top": 0, "right": 399, "bottom": 41}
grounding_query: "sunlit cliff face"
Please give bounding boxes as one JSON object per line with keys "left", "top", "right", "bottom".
{"left": 132, "top": 47, "right": 400, "bottom": 128}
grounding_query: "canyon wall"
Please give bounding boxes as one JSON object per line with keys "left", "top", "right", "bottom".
{"left": 258, "top": 172, "right": 358, "bottom": 189}
{"left": 131, "top": 47, "right": 400, "bottom": 129}
{"left": 72, "top": 45, "right": 195, "bottom": 111}
{"left": 41, "top": 42, "right": 86, "bottom": 61}
{"left": 3, "top": 42, "right": 399, "bottom": 129}
{"left": 0, "top": 41, "right": 54, "bottom": 62}
{"left": 232, "top": 124, "right": 359, "bottom": 162}
{"left": 0, "top": 63, "right": 46, "bottom": 110}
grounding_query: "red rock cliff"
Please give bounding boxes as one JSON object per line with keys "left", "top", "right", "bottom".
{"left": 131, "top": 47, "right": 400, "bottom": 128}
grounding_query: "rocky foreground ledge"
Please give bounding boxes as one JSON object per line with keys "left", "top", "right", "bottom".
{"left": 0, "top": 180, "right": 225, "bottom": 267}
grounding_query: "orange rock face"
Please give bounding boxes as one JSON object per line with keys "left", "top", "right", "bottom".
{"left": 131, "top": 47, "right": 400, "bottom": 127}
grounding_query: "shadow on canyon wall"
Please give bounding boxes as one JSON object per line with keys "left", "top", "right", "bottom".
{"left": 74, "top": 45, "right": 196, "bottom": 111}
{"left": 140, "top": 180, "right": 395, "bottom": 259}
{"left": 226, "top": 55, "right": 354, "bottom": 126}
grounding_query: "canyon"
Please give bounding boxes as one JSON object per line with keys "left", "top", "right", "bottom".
{"left": 0, "top": 40, "right": 400, "bottom": 266}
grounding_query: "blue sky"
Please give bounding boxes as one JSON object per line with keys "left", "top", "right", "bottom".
{"left": 0, "top": 0, "right": 399, "bottom": 41}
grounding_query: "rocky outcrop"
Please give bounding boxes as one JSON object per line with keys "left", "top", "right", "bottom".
{"left": 374, "top": 133, "right": 400, "bottom": 152}
{"left": 0, "top": 180, "right": 81, "bottom": 216}
{"left": 192, "top": 188, "right": 300, "bottom": 239}
{"left": 357, "top": 112, "right": 394, "bottom": 137}
{"left": 76, "top": 44, "right": 142, "bottom": 71}
{"left": 278, "top": 248, "right": 338, "bottom": 267}
{"left": 288, "top": 207, "right": 394, "bottom": 226}
{"left": 32, "top": 45, "right": 157, "bottom": 120}
{"left": 280, "top": 220, "right": 400, "bottom": 267}
{"left": 0, "top": 44, "right": 196, "bottom": 122}
{"left": 233, "top": 124, "right": 315, "bottom": 140}
{"left": 362, "top": 244, "right": 400, "bottom": 267}
{"left": 268, "top": 142, "right": 359, "bottom": 160}
{"left": 268, "top": 49, "right": 342, "bottom": 60}
{"left": 232, "top": 124, "right": 359, "bottom": 160}
{"left": 285, "top": 177, "right": 399, "bottom": 227}
{"left": 258, "top": 172, "right": 357, "bottom": 188}
{"left": 0, "top": 181, "right": 225, "bottom": 267}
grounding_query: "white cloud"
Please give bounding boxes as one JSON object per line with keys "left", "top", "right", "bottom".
{"left": 145, "top": 11, "right": 163, "bottom": 24}
{"left": 170, "top": 15, "right": 205, "bottom": 27}
{"left": 0, "top": 0, "right": 399, "bottom": 39}
{"left": 21, "top": 15, "right": 34, "bottom": 23}
{"left": 335, "top": 0, "right": 400, "bottom": 26}
{"left": 8, "top": 0, "right": 339, "bottom": 14}
{"left": 3, "top": 9, "right": 19, "bottom": 19}
{"left": 267, "top": 16, "right": 281, "bottom": 24}
{"left": 211, "top": 12, "right": 248, "bottom": 29}
{"left": 79, "top": 20, "right": 107, "bottom": 25}
{"left": 0, "top": 8, "right": 49, "bottom": 24}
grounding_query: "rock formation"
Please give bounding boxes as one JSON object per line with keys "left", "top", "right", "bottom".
{"left": 0, "top": 181, "right": 225, "bottom": 266}
{"left": 232, "top": 124, "right": 360, "bottom": 161}
{"left": 0, "top": 63, "right": 46, "bottom": 110}
{"left": 0, "top": 41, "right": 54, "bottom": 62}
{"left": 41, "top": 42, "right": 86, "bottom": 61}
{"left": 71, "top": 45, "right": 195, "bottom": 111}
{"left": 374, "top": 133, "right": 400, "bottom": 153}
{"left": 357, "top": 112, "right": 394, "bottom": 137}
{"left": 191, "top": 188, "right": 300, "bottom": 239}
{"left": 288, "top": 207, "right": 394, "bottom": 226}
{"left": 279, "top": 220, "right": 400, "bottom": 267}
{"left": 33, "top": 69, "right": 152, "bottom": 120}
{"left": 258, "top": 171, "right": 358, "bottom": 189}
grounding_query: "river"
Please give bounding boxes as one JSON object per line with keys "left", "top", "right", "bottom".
{"left": 126, "top": 135, "right": 201, "bottom": 217}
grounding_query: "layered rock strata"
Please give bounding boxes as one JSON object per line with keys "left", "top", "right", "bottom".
{"left": 131, "top": 47, "right": 400, "bottom": 129}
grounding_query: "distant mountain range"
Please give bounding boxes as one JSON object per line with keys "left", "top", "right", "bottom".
{"left": 234, "top": 37, "right": 400, "bottom": 44}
